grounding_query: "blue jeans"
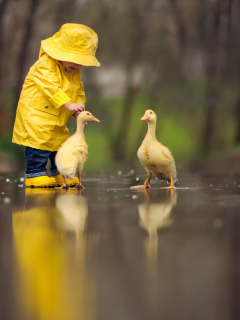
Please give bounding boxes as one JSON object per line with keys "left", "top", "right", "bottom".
{"left": 25, "top": 147, "right": 59, "bottom": 178}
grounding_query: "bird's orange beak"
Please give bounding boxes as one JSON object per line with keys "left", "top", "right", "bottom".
{"left": 92, "top": 116, "right": 100, "bottom": 123}
{"left": 140, "top": 114, "right": 149, "bottom": 121}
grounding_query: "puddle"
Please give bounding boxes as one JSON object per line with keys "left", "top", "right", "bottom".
{"left": 0, "top": 172, "right": 240, "bottom": 320}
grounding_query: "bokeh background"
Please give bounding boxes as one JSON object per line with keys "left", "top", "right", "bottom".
{"left": 0, "top": 0, "right": 239, "bottom": 173}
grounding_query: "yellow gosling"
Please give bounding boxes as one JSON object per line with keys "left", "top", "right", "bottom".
{"left": 131, "top": 109, "right": 177, "bottom": 190}
{"left": 55, "top": 111, "right": 100, "bottom": 189}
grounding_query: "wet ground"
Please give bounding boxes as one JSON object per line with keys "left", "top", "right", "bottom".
{"left": 0, "top": 171, "right": 240, "bottom": 320}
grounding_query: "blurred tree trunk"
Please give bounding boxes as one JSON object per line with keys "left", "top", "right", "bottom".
{"left": 169, "top": 0, "right": 224, "bottom": 155}
{"left": 112, "top": 1, "right": 153, "bottom": 161}
{"left": 234, "top": 58, "right": 240, "bottom": 142}
{"left": 168, "top": 0, "right": 187, "bottom": 59}
{"left": 12, "top": 0, "right": 41, "bottom": 126}
{"left": 0, "top": 0, "right": 9, "bottom": 131}
{"left": 234, "top": 93, "right": 240, "bottom": 143}
{"left": 201, "top": 67, "right": 219, "bottom": 155}
{"left": 54, "top": 0, "right": 76, "bottom": 29}
{"left": 200, "top": 1, "right": 222, "bottom": 155}
{"left": 113, "top": 78, "right": 139, "bottom": 161}
{"left": 233, "top": 3, "right": 240, "bottom": 144}
{"left": 0, "top": 0, "right": 9, "bottom": 95}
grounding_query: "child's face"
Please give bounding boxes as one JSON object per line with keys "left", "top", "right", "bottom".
{"left": 60, "top": 61, "right": 82, "bottom": 72}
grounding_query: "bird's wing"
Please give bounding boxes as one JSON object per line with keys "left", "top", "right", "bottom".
{"left": 157, "top": 146, "right": 174, "bottom": 166}
{"left": 75, "top": 146, "right": 86, "bottom": 153}
{"left": 162, "top": 147, "right": 174, "bottom": 161}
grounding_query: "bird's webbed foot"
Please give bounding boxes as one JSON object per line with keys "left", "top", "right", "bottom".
{"left": 76, "top": 183, "right": 84, "bottom": 190}
{"left": 62, "top": 176, "right": 69, "bottom": 189}
{"left": 130, "top": 172, "right": 152, "bottom": 189}
{"left": 130, "top": 182, "right": 151, "bottom": 189}
{"left": 144, "top": 182, "right": 151, "bottom": 188}
{"left": 130, "top": 184, "right": 150, "bottom": 189}
{"left": 161, "top": 172, "right": 175, "bottom": 189}
{"left": 161, "top": 185, "right": 176, "bottom": 189}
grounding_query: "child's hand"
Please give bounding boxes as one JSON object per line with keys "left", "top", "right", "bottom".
{"left": 63, "top": 102, "right": 85, "bottom": 112}
{"left": 74, "top": 111, "right": 81, "bottom": 119}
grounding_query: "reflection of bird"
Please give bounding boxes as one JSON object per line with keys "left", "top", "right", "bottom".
{"left": 131, "top": 109, "right": 177, "bottom": 190}
{"left": 55, "top": 192, "right": 95, "bottom": 317}
{"left": 55, "top": 111, "right": 100, "bottom": 189}
{"left": 138, "top": 189, "right": 177, "bottom": 269}
{"left": 56, "top": 193, "right": 88, "bottom": 234}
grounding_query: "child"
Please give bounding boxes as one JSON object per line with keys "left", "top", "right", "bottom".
{"left": 12, "top": 23, "right": 100, "bottom": 187}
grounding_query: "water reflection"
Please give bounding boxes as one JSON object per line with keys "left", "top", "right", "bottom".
{"left": 138, "top": 190, "right": 177, "bottom": 274}
{"left": 12, "top": 188, "right": 95, "bottom": 320}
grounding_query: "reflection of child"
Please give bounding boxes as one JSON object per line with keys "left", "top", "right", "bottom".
{"left": 12, "top": 24, "right": 100, "bottom": 187}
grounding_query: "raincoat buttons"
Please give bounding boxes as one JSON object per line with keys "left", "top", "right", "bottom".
{"left": 45, "top": 105, "right": 48, "bottom": 109}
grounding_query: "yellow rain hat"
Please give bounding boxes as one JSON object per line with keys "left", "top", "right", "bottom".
{"left": 40, "top": 23, "right": 100, "bottom": 67}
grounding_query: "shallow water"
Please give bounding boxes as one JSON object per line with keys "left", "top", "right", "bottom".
{"left": 0, "top": 172, "right": 240, "bottom": 320}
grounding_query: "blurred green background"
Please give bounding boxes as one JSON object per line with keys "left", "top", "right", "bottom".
{"left": 0, "top": 0, "right": 240, "bottom": 174}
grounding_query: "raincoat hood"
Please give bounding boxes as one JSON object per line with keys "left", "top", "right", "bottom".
{"left": 40, "top": 23, "right": 100, "bottom": 67}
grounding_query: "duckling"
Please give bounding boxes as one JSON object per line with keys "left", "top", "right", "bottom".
{"left": 55, "top": 111, "right": 100, "bottom": 189}
{"left": 131, "top": 109, "right": 177, "bottom": 189}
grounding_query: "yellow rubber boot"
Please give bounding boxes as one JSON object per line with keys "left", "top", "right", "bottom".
{"left": 52, "top": 174, "right": 79, "bottom": 187}
{"left": 25, "top": 176, "right": 56, "bottom": 188}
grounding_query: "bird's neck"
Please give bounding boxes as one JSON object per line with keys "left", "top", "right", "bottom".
{"left": 76, "top": 121, "right": 85, "bottom": 139}
{"left": 145, "top": 121, "right": 157, "bottom": 142}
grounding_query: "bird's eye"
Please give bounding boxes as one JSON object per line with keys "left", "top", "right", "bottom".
{"left": 150, "top": 112, "right": 152, "bottom": 114}
{"left": 87, "top": 113, "right": 90, "bottom": 115}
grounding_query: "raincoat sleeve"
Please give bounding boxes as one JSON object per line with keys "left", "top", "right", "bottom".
{"left": 31, "top": 60, "right": 71, "bottom": 109}
{"left": 76, "top": 95, "right": 85, "bottom": 104}
{"left": 75, "top": 74, "right": 86, "bottom": 104}
{"left": 69, "top": 74, "right": 86, "bottom": 118}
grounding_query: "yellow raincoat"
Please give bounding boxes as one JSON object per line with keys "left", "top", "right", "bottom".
{"left": 12, "top": 24, "right": 99, "bottom": 151}
{"left": 12, "top": 52, "right": 85, "bottom": 151}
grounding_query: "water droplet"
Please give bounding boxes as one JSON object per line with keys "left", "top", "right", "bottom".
{"left": 132, "top": 195, "right": 138, "bottom": 199}
{"left": 117, "top": 171, "right": 122, "bottom": 175}
{"left": 6, "top": 179, "right": 10, "bottom": 182}
{"left": 1, "top": 192, "right": 4, "bottom": 195}
{"left": 136, "top": 177, "right": 139, "bottom": 181}
{"left": 20, "top": 177, "right": 25, "bottom": 182}
{"left": 130, "top": 169, "right": 135, "bottom": 174}
{"left": 18, "top": 185, "right": 24, "bottom": 187}
{"left": 3, "top": 197, "right": 11, "bottom": 204}
{"left": 210, "top": 184, "right": 213, "bottom": 187}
